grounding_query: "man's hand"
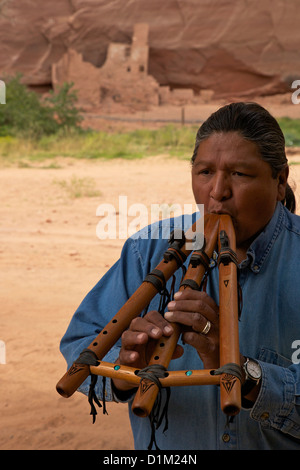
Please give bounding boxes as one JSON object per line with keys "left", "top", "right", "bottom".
{"left": 113, "top": 310, "right": 183, "bottom": 392}
{"left": 165, "top": 290, "right": 220, "bottom": 369}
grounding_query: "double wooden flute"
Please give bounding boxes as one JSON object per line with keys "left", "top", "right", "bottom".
{"left": 56, "top": 214, "right": 213, "bottom": 398}
{"left": 56, "top": 213, "right": 241, "bottom": 417}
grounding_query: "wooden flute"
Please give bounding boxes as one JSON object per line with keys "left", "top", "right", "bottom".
{"left": 217, "top": 215, "right": 241, "bottom": 416}
{"left": 57, "top": 213, "right": 241, "bottom": 418}
{"left": 56, "top": 214, "right": 215, "bottom": 399}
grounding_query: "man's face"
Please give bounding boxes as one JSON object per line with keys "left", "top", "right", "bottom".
{"left": 191, "top": 132, "right": 287, "bottom": 252}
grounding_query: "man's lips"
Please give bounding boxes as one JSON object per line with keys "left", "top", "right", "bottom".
{"left": 209, "top": 208, "right": 233, "bottom": 216}
{"left": 208, "top": 209, "right": 237, "bottom": 227}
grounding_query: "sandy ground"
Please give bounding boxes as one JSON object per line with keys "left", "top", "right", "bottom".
{"left": 0, "top": 106, "right": 300, "bottom": 451}
{"left": 0, "top": 152, "right": 199, "bottom": 450}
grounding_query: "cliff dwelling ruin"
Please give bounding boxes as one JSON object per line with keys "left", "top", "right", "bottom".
{"left": 52, "top": 23, "right": 211, "bottom": 113}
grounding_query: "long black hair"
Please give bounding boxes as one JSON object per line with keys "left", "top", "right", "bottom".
{"left": 191, "top": 102, "right": 296, "bottom": 213}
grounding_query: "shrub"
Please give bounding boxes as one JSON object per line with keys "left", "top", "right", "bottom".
{"left": 0, "top": 74, "right": 83, "bottom": 139}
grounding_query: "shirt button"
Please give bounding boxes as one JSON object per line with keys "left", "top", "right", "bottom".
{"left": 260, "top": 412, "right": 269, "bottom": 420}
{"left": 253, "top": 265, "right": 259, "bottom": 272}
{"left": 222, "top": 433, "right": 230, "bottom": 443}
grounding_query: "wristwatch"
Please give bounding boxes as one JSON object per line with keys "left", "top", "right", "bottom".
{"left": 241, "top": 357, "right": 262, "bottom": 397}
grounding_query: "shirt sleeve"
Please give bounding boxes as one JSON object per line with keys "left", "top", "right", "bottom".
{"left": 59, "top": 235, "right": 146, "bottom": 402}
{"left": 250, "top": 361, "right": 300, "bottom": 440}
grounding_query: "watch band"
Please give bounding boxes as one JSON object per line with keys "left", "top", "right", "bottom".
{"left": 241, "top": 376, "right": 257, "bottom": 396}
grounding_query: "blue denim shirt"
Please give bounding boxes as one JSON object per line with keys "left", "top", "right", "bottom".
{"left": 60, "top": 203, "right": 300, "bottom": 450}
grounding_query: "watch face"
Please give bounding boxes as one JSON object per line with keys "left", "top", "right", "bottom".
{"left": 247, "top": 360, "right": 261, "bottom": 379}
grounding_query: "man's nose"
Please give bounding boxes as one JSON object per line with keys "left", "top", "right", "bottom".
{"left": 210, "top": 173, "right": 232, "bottom": 201}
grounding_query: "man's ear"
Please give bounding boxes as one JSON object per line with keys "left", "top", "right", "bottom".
{"left": 277, "top": 166, "right": 289, "bottom": 202}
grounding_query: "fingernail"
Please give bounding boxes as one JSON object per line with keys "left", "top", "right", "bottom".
{"left": 168, "top": 301, "right": 176, "bottom": 309}
{"left": 163, "top": 325, "right": 173, "bottom": 334}
{"left": 164, "top": 312, "right": 172, "bottom": 320}
{"left": 151, "top": 327, "right": 160, "bottom": 336}
{"left": 174, "top": 292, "right": 182, "bottom": 299}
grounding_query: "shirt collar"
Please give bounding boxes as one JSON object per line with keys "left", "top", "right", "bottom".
{"left": 239, "top": 202, "right": 284, "bottom": 273}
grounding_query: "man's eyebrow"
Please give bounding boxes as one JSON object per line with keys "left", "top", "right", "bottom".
{"left": 193, "top": 158, "right": 256, "bottom": 170}
{"left": 192, "top": 159, "right": 212, "bottom": 167}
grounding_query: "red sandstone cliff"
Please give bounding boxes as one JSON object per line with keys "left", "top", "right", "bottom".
{"left": 0, "top": 0, "right": 298, "bottom": 99}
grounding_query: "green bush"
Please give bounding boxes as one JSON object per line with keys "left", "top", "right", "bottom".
{"left": 0, "top": 75, "right": 83, "bottom": 139}
{"left": 277, "top": 117, "right": 300, "bottom": 147}
{"left": 45, "top": 82, "right": 83, "bottom": 132}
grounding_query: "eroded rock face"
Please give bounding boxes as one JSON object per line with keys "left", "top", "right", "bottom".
{"left": 0, "top": 0, "right": 298, "bottom": 99}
